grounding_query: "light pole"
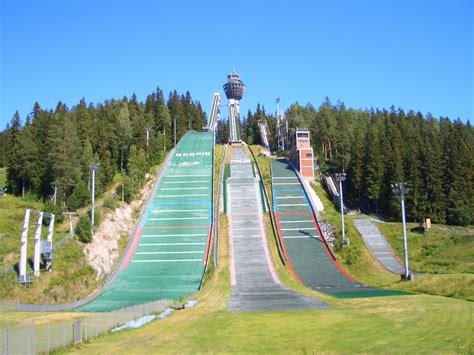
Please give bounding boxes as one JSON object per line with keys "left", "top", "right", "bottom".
{"left": 392, "top": 182, "right": 412, "bottom": 281}
{"left": 334, "top": 173, "right": 348, "bottom": 245}
{"left": 90, "top": 163, "right": 100, "bottom": 234}
{"left": 145, "top": 125, "right": 152, "bottom": 150}
{"left": 174, "top": 115, "right": 178, "bottom": 147}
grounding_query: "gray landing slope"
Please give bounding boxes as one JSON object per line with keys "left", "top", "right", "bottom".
{"left": 226, "top": 147, "right": 329, "bottom": 312}
{"left": 353, "top": 218, "right": 406, "bottom": 275}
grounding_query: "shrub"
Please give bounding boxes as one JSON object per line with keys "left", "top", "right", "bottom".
{"left": 75, "top": 214, "right": 92, "bottom": 243}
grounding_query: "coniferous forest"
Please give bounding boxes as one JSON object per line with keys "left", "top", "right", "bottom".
{"left": 0, "top": 88, "right": 206, "bottom": 210}
{"left": 1, "top": 92, "right": 472, "bottom": 226}
{"left": 240, "top": 99, "right": 473, "bottom": 226}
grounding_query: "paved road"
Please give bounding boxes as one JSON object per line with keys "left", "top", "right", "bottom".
{"left": 353, "top": 218, "right": 406, "bottom": 275}
{"left": 226, "top": 147, "right": 329, "bottom": 312}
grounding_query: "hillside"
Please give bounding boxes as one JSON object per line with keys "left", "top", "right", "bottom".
{"left": 0, "top": 167, "right": 159, "bottom": 305}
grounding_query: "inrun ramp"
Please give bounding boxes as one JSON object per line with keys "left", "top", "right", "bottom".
{"left": 79, "top": 131, "right": 214, "bottom": 312}
{"left": 353, "top": 218, "right": 406, "bottom": 275}
{"left": 271, "top": 159, "right": 405, "bottom": 298}
{"left": 227, "top": 147, "right": 329, "bottom": 312}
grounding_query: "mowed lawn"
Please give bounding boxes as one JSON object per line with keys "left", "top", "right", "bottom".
{"left": 65, "top": 214, "right": 474, "bottom": 354}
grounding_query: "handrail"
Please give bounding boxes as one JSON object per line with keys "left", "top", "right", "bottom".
{"left": 246, "top": 145, "right": 287, "bottom": 265}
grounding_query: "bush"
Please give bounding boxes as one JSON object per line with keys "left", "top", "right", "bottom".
{"left": 75, "top": 214, "right": 92, "bottom": 243}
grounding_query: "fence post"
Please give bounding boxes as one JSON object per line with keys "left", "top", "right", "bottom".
{"left": 62, "top": 321, "right": 66, "bottom": 348}
{"left": 3, "top": 326, "right": 8, "bottom": 355}
{"left": 27, "top": 322, "right": 30, "bottom": 355}
{"left": 31, "top": 320, "right": 36, "bottom": 355}
{"left": 84, "top": 318, "right": 87, "bottom": 341}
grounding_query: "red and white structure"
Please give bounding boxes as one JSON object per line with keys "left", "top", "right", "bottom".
{"left": 290, "top": 128, "right": 314, "bottom": 179}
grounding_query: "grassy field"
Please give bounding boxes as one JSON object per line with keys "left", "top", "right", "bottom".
{"left": 376, "top": 221, "right": 473, "bottom": 274}
{"left": 64, "top": 211, "right": 473, "bottom": 354}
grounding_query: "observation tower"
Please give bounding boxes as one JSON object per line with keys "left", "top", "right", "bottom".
{"left": 223, "top": 70, "right": 245, "bottom": 143}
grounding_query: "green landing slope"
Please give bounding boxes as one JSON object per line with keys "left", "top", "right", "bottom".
{"left": 79, "top": 131, "right": 214, "bottom": 312}
{"left": 271, "top": 159, "right": 405, "bottom": 298}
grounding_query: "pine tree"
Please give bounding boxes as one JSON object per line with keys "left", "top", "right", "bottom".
{"left": 362, "top": 122, "right": 384, "bottom": 212}
{"left": 5, "top": 111, "right": 22, "bottom": 194}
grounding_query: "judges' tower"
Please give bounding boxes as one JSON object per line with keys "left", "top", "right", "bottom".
{"left": 223, "top": 71, "right": 245, "bottom": 143}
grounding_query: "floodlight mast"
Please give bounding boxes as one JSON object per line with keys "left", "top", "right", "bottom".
{"left": 334, "top": 173, "right": 348, "bottom": 245}
{"left": 392, "top": 182, "right": 412, "bottom": 280}
{"left": 146, "top": 125, "right": 152, "bottom": 152}
{"left": 90, "top": 163, "right": 100, "bottom": 234}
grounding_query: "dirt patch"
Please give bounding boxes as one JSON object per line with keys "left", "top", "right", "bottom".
{"left": 84, "top": 174, "right": 155, "bottom": 279}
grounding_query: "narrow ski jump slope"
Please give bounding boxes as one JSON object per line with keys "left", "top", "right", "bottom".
{"left": 271, "top": 159, "right": 405, "bottom": 298}
{"left": 353, "top": 218, "right": 406, "bottom": 275}
{"left": 79, "top": 131, "right": 214, "bottom": 312}
{"left": 227, "top": 147, "right": 329, "bottom": 312}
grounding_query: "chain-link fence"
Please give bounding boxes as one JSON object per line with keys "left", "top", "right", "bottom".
{"left": 1, "top": 299, "right": 171, "bottom": 354}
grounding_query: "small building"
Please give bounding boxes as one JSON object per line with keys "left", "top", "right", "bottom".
{"left": 290, "top": 128, "right": 314, "bottom": 179}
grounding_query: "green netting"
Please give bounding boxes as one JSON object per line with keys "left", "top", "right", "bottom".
{"left": 271, "top": 159, "right": 409, "bottom": 298}
{"left": 78, "top": 131, "right": 214, "bottom": 312}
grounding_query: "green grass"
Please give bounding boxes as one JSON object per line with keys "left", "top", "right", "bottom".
{"left": 63, "top": 211, "right": 474, "bottom": 354}
{"left": 376, "top": 222, "right": 474, "bottom": 274}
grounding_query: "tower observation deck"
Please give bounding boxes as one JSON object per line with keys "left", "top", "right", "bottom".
{"left": 223, "top": 71, "right": 245, "bottom": 143}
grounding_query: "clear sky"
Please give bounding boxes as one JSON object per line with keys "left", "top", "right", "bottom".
{"left": 0, "top": 0, "right": 472, "bottom": 129}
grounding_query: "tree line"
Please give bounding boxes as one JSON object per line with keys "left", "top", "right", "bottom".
{"left": 0, "top": 88, "right": 206, "bottom": 210}
{"left": 239, "top": 99, "right": 473, "bottom": 226}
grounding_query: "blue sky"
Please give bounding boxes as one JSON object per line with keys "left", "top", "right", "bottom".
{"left": 0, "top": 0, "right": 472, "bottom": 129}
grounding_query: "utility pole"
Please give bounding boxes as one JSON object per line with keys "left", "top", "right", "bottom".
{"left": 90, "top": 163, "right": 100, "bottom": 234}
{"left": 174, "top": 115, "right": 178, "bottom": 147}
{"left": 392, "top": 182, "right": 412, "bottom": 281}
{"left": 334, "top": 173, "right": 348, "bottom": 245}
